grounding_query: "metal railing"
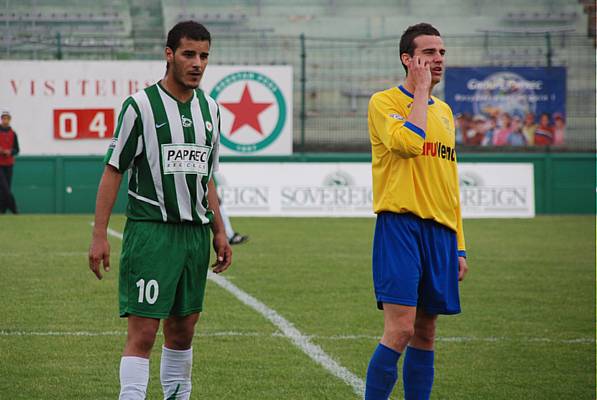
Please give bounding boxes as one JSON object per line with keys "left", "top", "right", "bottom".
{"left": 1, "top": 31, "right": 595, "bottom": 151}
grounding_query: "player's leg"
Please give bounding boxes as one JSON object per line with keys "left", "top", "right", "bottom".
{"left": 159, "top": 223, "right": 210, "bottom": 400}
{"left": 118, "top": 221, "right": 186, "bottom": 400}
{"left": 402, "top": 309, "right": 437, "bottom": 400}
{"left": 401, "top": 219, "right": 460, "bottom": 400}
{"left": 366, "top": 303, "right": 417, "bottom": 400}
{"left": 160, "top": 313, "right": 200, "bottom": 400}
{"left": 119, "top": 316, "right": 160, "bottom": 400}
{"left": 366, "top": 213, "right": 423, "bottom": 400}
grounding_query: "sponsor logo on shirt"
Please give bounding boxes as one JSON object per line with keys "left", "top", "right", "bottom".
{"left": 422, "top": 141, "right": 456, "bottom": 162}
{"left": 161, "top": 143, "right": 211, "bottom": 175}
{"left": 181, "top": 115, "right": 193, "bottom": 128}
{"left": 205, "top": 121, "right": 213, "bottom": 132}
{"left": 389, "top": 113, "right": 405, "bottom": 121}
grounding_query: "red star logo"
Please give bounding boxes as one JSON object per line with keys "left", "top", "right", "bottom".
{"left": 220, "top": 84, "right": 273, "bottom": 136}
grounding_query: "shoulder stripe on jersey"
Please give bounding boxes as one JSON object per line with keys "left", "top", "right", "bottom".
{"left": 133, "top": 88, "right": 168, "bottom": 222}
{"left": 156, "top": 85, "right": 193, "bottom": 222}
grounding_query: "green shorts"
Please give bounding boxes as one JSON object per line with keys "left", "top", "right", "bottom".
{"left": 119, "top": 220, "right": 211, "bottom": 319}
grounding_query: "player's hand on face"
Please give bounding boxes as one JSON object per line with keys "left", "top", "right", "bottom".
{"left": 211, "top": 233, "right": 232, "bottom": 274}
{"left": 458, "top": 256, "right": 468, "bottom": 281}
{"left": 408, "top": 56, "right": 432, "bottom": 91}
{"left": 88, "top": 236, "right": 110, "bottom": 280}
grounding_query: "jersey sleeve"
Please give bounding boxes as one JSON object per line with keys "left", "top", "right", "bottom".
{"left": 211, "top": 105, "right": 221, "bottom": 173}
{"left": 104, "top": 97, "right": 142, "bottom": 173}
{"left": 368, "top": 92, "right": 425, "bottom": 158}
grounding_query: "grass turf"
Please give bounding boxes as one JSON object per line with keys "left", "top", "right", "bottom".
{"left": 0, "top": 215, "right": 594, "bottom": 399}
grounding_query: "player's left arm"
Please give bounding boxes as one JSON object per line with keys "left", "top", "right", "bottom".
{"left": 207, "top": 178, "right": 232, "bottom": 274}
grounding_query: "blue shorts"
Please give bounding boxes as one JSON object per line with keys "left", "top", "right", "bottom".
{"left": 372, "top": 212, "right": 461, "bottom": 315}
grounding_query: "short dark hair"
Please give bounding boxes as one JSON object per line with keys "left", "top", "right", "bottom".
{"left": 399, "top": 23, "right": 441, "bottom": 74}
{"left": 166, "top": 21, "right": 211, "bottom": 53}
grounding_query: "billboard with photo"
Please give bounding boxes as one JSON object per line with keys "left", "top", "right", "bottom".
{"left": 444, "top": 67, "right": 566, "bottom": 147}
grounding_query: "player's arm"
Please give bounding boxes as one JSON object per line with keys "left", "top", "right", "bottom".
{"left": 369, "top": 94, "right": 425, "bottom": 158}
{"left": 89, "top": 165, "right": 122, "bottom": 280}
{"left": 454, "top": 166, "right": 468, "bottom": 281}
{"left": 207, "top": 178, "right": 232, "bottom": 273}
{"left": 88, "top": 97, "right": 140, "bottom": 280}
{"left": 456, "top": 205, "right": 468, "bottom": 281}
{"left": 369, "top": 55, "right": 433, "bottom": 158}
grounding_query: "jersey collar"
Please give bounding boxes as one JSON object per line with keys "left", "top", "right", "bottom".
{"left": 398, "top": 85, "right": 435, "bottom": 105}
{"left": 157, "top": 81, "right": 196, "bottom": 105}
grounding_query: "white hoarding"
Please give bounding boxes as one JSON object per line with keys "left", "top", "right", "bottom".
{"left": 217, "top": 162, "right": 535, "bottom": 218}
{"left": 0, "top": 61, "right": 292, "bottom": 156}
{"left": 458, "top": 163, "right": 535, "bottom": 218}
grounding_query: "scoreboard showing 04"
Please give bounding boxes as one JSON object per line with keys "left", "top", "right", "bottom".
{"left": 53, "top": 109, "right": 115, "bottom": 140}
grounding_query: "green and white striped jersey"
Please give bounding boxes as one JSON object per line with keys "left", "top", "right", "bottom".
{"left": 105, "top": 82, "right": 220, "bottom": 224}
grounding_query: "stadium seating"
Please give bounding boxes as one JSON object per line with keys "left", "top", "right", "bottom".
{"left": 0, "top": 0, "right": 594, "bottom": 149}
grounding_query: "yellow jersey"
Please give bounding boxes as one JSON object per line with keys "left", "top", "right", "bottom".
{"left": 368, "top": 85, "right": 466, "bottom": 254}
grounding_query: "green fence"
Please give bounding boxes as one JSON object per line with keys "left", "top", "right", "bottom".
{"left": 9, "top": 153, "right": 595, "bottom": 215}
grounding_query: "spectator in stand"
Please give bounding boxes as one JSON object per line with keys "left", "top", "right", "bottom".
{"left": 522, "top": 112, "right": 536, "bottom": 145}
{"left": 506, "top": 115, "right": 527, "bottom": 146}
{"left": 455, "top": 113, "right": 471, "bottom": 145}
{"left": 493, "top": 112, "right": 513, "bottom": 146}
{"left": 467, "top": 115, "right": 486, "bottom": 146}
{"left": 552, "top": 113, "right": 565, "bottom": 146}
{"left": 534, "top": 113, "right": 554, "bottom": 145}
{"left": 481, "top": 116, "right": 497, "bottom": 147}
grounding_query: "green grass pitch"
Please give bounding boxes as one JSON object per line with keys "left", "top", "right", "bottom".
{"left": 0, "top": 215, "right": 594, "bottom": 399}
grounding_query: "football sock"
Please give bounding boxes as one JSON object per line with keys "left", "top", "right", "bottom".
{"left": 220, "top": 205, "right": 235, "bottom": 240}
{"left": 119, "top": 356, "right": 149, "bottom": 400}
{"left": 160, "top": 346, "right": 193, "bottom": 400}
{"left": 365, "top": 343, "right": 401, "bottom": 400}
{"left": 403, "top": 346, "right": 435, "bottom": 400}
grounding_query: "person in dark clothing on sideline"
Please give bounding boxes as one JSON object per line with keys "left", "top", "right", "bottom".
{"left": 0, "top": 110, "right": 19, "bottom": 214}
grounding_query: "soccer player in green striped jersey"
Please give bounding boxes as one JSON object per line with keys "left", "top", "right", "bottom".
{"left": 88, "top": 21, "right": 232, "bottom": 400}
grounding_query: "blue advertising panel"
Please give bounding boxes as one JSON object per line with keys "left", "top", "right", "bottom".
{"left": 444, "top": 67, "right": 566, "bottom": 147}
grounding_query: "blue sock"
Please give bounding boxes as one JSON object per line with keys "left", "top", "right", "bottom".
{"left": 365, "top": 343, "right": 401, "bottom": 400}
{"left": 403, "top": 346, "right": 435, "bottom": 400}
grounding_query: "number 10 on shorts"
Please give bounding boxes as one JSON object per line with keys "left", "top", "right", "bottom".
{"left": 136, "top": 279, "right": 159, "bottom": 305}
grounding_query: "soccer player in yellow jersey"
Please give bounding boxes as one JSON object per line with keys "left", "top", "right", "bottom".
{"left": 364, "top": 23, "right": 469, "bottom": 400}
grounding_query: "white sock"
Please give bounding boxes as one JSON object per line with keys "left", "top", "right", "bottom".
{"left": 160, "top": 346, "right": 193, "bottom": 400}
{"left": 119, "top": 356, "right": 149, "bottom": 400}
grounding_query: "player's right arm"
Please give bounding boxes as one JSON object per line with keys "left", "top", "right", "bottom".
{"left": 88, "top": 97, "right": 141, "bottom": 280}
{"left": 369, "top": 56, "right": 431, "bottom": 158}
{"left": 88, "top": 166, "right": 122, "bottom": 280}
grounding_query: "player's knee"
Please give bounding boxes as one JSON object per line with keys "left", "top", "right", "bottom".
{"left": 384, "top": 325, "right": 414, "bottom": 349}
{"left": 413, "top": 321, "right": 436, "bottom": 347}
{"left": 128, "top": 326, "right": 158, "bottom": 353}
{"left": 165, "top": 326, "right": 195, "bottom": 349}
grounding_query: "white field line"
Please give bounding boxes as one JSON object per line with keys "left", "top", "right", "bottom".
{"left": 1, "top": 330, "right": 594, "bottom": 345}
{"left": 0, "top": 252, "right": 88, "bottom": 257}
{"left": 103, "top": 225, "right": 366, "bottom": 397}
